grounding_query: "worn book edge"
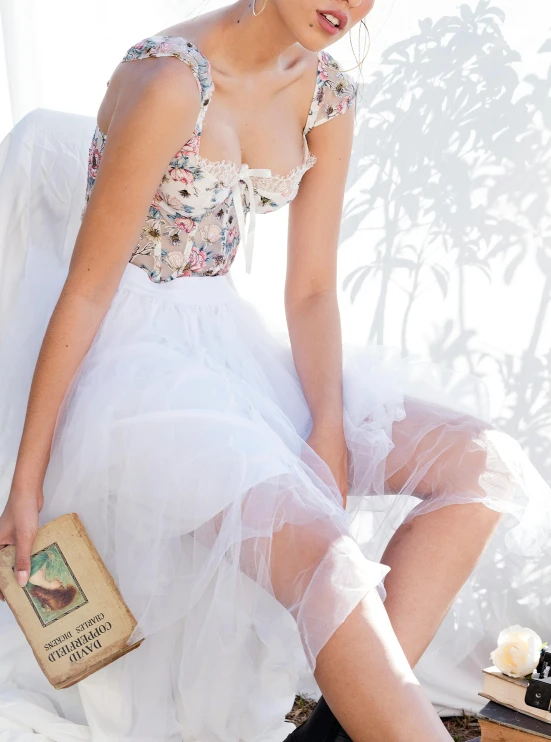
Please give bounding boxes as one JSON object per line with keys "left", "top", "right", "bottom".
{"left": 478, "top": 701, "right": 551, "bottom": 740}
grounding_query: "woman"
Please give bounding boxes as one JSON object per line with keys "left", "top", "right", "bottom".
{"left": 0, "top": 1, "right": 549, "bottom": 740}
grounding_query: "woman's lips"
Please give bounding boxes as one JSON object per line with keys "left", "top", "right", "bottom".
{"left": 316, "top": 9, "right": 348, "bottom": 35}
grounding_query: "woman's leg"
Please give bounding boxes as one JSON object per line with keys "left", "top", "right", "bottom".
{"left": 380, "top": 502, "right": 501, "bottom": 668}
{"left": 264, "top": 502, "right": 453, "bottom": 740}
{"left": 312, "top": 589, "right": 453, "bottom": 741}
{"left": 200, "top": 466, "right": 452, "bottom": 739}
{"left": 380, "top": 396, "right": 506, "bottom": 667}
{"left": 289, "top": 396, "right": 507, "bottom": 739}
{"left": 208, "top": 394, "right": 507, "bottom": 740}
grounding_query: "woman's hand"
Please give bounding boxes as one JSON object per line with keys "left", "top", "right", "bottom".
{"left": 0, "top": 485, "right": 43, "bottom": 600}
{"left": 306, "top": 425, "right": 349, "bottom": 509}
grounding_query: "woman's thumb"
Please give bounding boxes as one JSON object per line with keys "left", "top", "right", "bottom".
{"left": 14, "top": 530, "right": 36, "bottom": 587}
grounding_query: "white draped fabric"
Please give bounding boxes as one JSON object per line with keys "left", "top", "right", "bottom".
{"left": 0, "top": 0, "right": 550, "bottom": 732}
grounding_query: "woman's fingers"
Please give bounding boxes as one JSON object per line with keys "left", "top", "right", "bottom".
{"left": 0, "top": 495, "right": 39, "bottom": 593}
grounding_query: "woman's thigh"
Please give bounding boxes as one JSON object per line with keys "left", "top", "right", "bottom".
{"left": 382, "top": 395, "right": 505, "bottom": 500}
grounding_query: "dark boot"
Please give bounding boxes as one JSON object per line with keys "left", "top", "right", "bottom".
{"left": 285, "top": 695, "right": 352, "bottom": 741}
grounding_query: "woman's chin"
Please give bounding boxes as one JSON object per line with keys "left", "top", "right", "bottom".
{"left": 299, "top": 33, "right": 340, "bottom": 54}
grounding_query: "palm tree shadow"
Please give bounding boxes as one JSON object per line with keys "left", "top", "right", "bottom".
{"left": 343, "top": 0, "right": 551, "bottom": 478}
{"left": 341, "top": 1, "right": 551, "bottom": 706}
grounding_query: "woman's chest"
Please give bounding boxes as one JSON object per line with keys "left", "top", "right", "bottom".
{"left": 195, "top": 74, "right": 313, "bottom": 178}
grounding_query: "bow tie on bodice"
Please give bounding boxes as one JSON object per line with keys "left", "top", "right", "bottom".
{"left": 231, "top": 164, "right": 272, "bottom": 274}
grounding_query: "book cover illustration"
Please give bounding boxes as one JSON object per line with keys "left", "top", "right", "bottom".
{"left": 21, "top": 542, "right": 88, "bottom": 627}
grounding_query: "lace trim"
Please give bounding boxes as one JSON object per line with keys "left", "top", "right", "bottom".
{"left": 250, "top": 153, "right": 318, "bottom": 194}
{"left": 196, "top": 152, "right": 318, "bottom": 194}
{"left": 195, "top": 155, "right": 240, "bottom": 187}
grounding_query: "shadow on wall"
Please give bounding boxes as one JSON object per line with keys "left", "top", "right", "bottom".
{"left": 340, "top": 4, "right": 551, "bottom": 707}
{"left": 343, "top": 0, "right": 551, "bottom": 482}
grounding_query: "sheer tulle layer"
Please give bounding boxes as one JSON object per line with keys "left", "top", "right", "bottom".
{"left": 1, "top": 261, "right": 550, "bottom": 741}
{"left": 2, "top": 263, "right": 390, "bottom": 741}
{"left": 46, "top": 263, "right": 390, "bottom": 661}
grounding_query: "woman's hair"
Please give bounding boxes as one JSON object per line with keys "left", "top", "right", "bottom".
{"left": 28, "top": 583, "right": 78, "bottom": 612}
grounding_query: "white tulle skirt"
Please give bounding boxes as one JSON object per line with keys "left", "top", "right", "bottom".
{"left": 0, "top": 109, "right": 550, "bottom": 742}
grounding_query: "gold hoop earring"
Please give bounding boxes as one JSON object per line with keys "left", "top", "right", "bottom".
{"left": 252, "top": 0, "right": 268, "bottom": 16}
{"left": 340, "top": 21, "right": 371, "bottom": 73}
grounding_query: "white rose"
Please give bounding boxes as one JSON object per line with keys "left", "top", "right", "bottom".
{"left": 490, "top": 625, "right": 542, "bottom": 678}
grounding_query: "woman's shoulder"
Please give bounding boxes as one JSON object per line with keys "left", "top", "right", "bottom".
{"left": 304, "top": 48, "right": 358, "bottom": 134}
{"left": 120, "top": 34, "right": 214, "bottom": 104}
{"left": 96, "top": 34, "right": 207, "bottom": 147}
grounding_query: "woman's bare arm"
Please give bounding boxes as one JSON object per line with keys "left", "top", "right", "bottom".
{"left": 285, "top": 98, "right": 355, "bottom": 501}
{"left": 0, "top": 55, "right": 200, "bottom": 590}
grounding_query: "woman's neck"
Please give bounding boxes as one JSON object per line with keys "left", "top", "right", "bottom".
{"left": 184, "top": 1, "right": 302, "bottom": 75}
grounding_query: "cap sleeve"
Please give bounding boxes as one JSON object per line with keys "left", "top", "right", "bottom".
{"left": 304, "top": 50, "right": 357, "bottom": 135}
{"left": 121, "top": 36, "right": 214, "bottom": 127}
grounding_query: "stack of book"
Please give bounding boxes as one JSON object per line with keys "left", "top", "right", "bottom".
{"left": 477, "top": 665, "right": 551, "bottom": 741}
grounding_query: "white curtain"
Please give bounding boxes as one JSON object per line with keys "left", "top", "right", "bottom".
{"left": 0, "top": 0, "right": 550, "bottom": 718}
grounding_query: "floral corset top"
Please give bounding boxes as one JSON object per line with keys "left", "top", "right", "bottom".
{"left": 81, "top": 35, "right": 357, "bottom": 281}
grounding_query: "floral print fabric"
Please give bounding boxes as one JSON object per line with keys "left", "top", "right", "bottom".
{"left": 81, "top": 36, "right": 357, "bottom": 281}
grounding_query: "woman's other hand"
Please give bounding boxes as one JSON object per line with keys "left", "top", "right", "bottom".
{"left": 0, "top": 485, "right": 43, "bottom": 600}
{"left": 306, "top": 425, "right": 349, "bottom": 508}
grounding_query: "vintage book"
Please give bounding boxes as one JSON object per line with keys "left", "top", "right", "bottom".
{"left": 478, "top": 701, "right": 551, "bottom": 741}
{"left": 0, "top": 512, "right": 144, "bottom": 689}
{"left": 480, "top": 666, "right": 551, "bottom": 724}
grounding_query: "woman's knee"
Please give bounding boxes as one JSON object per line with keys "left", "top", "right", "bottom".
{"left": 269, "top": 518, "right": 342, "bottom": 609}
{"left": 385, "top": 400, "right": 495, "bottom": 498}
